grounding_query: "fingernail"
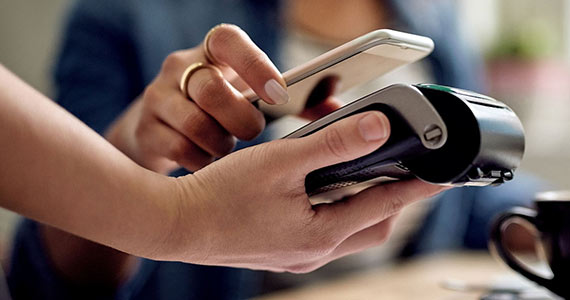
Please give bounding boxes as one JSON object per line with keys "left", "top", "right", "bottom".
{"left": 264, "top": 79, "right": 289, "bottom": 105}
{"left": 358, "top": 113, "right": 389, "bottom": 142}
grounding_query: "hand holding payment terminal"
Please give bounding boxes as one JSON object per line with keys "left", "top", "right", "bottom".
{"left": 285, "top": 84, "right": 525, "bottom": 204}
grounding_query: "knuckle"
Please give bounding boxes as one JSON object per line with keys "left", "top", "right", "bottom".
{"left": 180, "top": 110, "right": 207, "bottom": 137}
{"left": 323, "top": 128, "right": 349, "bottom": 160}
{"left": 241, "top": 53, "right": 267, "bottom": 74}
{"left": 183, "top": 115, "right": 236, "bottom": 157}
{"left": 300, "top": 227, "right": 337, "bottom": 257}
{"left": 194, "top": 76, "right": 225, "bottom": 109}
{"left": 142, "top": 85, "right": 161, "bottom": 106}
{"left": 388, "top": 197, "right": 405, "bottom": 214}
{"left": 214, "top": 137, "right": 236, "bottom": 157}
{"left": 382, "top": 185, "right": 406, "bottom": 215}
{"left": 162, "top": 51, "right": 187, "bottom": 72}
{"left": 235, "top": 112, "right": 265, "bottom": 141}
{"left": 223, "top": 23, "right": 244, "bottom": 34}
{"left": 210, "top": 24, "right": 243, "bottom": 48}
{"left": 167, "top": 138, "right": 191, "bottom": 162}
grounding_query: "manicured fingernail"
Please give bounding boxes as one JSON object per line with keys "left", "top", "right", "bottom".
{"left": 358, "top": 113, "right": 389, "bottom": 142}
{"left": 264, "top": 79, "right": 289, "bottom": 105}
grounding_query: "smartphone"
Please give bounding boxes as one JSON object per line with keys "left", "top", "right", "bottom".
{"left": 244, "top": 29, "right": 434, "bottom": 118}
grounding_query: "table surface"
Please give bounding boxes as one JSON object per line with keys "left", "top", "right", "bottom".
{"left": 255, "top": 251, "right": 555, "bottom": 300}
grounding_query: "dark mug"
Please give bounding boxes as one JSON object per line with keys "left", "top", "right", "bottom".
{"left": 490, "top": 191, "right": 570, "bottom": 298}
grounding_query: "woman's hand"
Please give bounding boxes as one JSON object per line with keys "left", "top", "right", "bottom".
{"left": 0, "top": 66, "right": 442, "bottom": 272}
{"left": 165, "top": 111, "right": 445, "bottom": 273}
{"left": 105, "top": 24, "right": 289, "bottom": 174}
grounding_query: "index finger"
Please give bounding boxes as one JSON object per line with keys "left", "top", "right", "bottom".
{"left": 205, "top": 24, "right": 289, "bottom": 105}
{"left": 315, "top": 180, "right": 448, "bottom": 238}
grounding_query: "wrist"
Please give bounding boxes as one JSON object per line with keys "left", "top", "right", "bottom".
{"left": 145, "top": 173, "right": 211, "bottom": 263}
{"left": 116, "top": 168, "right": 182, "bottom": 260}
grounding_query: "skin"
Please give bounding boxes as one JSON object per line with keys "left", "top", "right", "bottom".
{"left": 38, "top": 23, "right": 345, "bottom": 287}
{"left": 0, "top": 64, "right": 445, "bottom": 273}
{"left": 30, "top": 7, "right": 439, "bottom": 289}
{"left": 106, "top": 24, "right": 289, "bottom": 174}
{"left": 18, "top": 5, "right": 530, "bottom": 294}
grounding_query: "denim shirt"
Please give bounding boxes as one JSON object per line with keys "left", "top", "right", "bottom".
{"left": 53, "top": 0, "right": 483, "bottom": 135}
{"left": 10, "top": 1, "right": 537, "bottom": 300}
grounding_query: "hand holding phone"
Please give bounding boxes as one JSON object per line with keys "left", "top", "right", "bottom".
{"left": 244, "top": 29, "right": 434, "bottom": 118}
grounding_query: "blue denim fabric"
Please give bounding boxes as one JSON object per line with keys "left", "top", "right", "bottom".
{"left": 7, "top": 0, "right": 533, "bottom": 299}
{"left": 7, "top": 219, "right": 261, "bottom": 300}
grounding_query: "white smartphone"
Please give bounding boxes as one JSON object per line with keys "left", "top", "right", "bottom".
{"left": 244, "top": 29, "right": 434, "bottom": 118}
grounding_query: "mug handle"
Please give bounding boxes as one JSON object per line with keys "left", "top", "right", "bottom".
{"left": 489, "top": 207, "right": 554, "bottom": 289}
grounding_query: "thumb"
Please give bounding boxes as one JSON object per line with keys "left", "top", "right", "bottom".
{"left": 286, "top": 111, "right": 390, "bottom": 176}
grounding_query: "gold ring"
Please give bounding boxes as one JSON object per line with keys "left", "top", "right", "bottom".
{"left": 179, "top": 62, "right": 222, "bottom": 98}
{"left": 203, "top": 24, "right": 227, "bottom": 65}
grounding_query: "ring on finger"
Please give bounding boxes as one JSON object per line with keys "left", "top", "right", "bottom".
{"left": 203, "top": 24, "right": 227, "bottom": 65}
{"left": 179, "top": 62, "right": 223, "bottom": 99}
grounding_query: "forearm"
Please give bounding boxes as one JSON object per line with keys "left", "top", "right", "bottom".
{"left": 0, "top": 65, "right": 183, "bottom": 259}
{"left": 0, "top": 65, "right": 446, "bottom": 272}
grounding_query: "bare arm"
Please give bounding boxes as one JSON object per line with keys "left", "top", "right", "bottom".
{"left": 0, "top": 65, "right": 179, "bottom": 258}
{"left": 0, "top": 64, "right": 445, "bottom": 271}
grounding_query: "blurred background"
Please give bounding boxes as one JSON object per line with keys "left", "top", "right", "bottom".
{"left": 1, "top": 0, "right": 569, "bottom": 283}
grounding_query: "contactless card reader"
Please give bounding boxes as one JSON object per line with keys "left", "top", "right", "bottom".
{"left": 285, "top": 84, "right": 525, "bottom": 204}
